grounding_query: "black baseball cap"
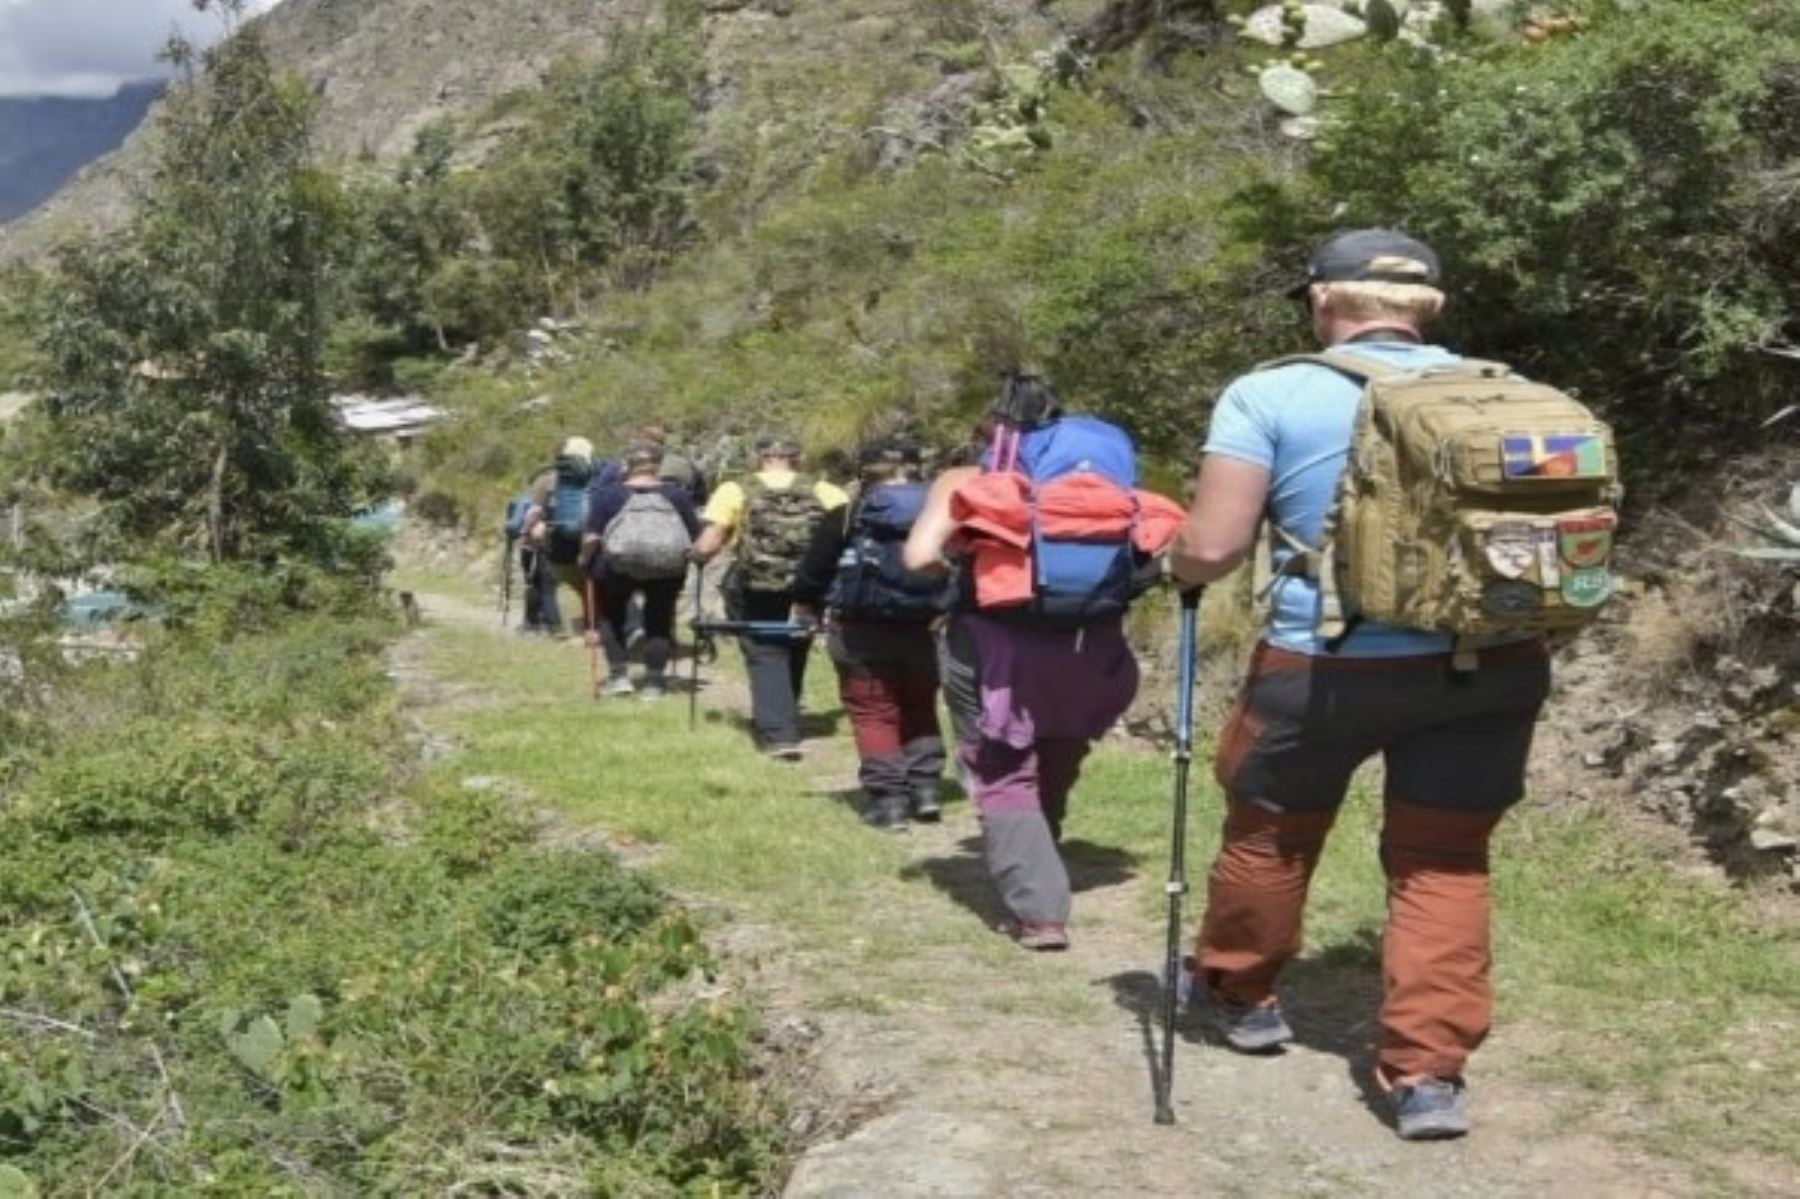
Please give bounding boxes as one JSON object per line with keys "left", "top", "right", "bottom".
{"left": 858, "top": 437, "right": 922, "bottom": 468}
{"left": 1287, "top": 228, "right": 1442, "bottom": 299}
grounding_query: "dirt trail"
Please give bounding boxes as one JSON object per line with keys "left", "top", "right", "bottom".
{"left": 403, "top": 588, "right": 1694, "bottom": 1199}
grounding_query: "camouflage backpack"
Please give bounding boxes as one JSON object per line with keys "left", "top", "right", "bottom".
{"left": 1270, "top": 351, "right": 1624, "bottom": 667}
{"left": 736, "top": 474, "right": 826, "bottom": 592}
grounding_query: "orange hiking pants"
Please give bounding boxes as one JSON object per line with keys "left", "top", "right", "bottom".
{"left": 1196, "top": 642, "right": 1550, "bottom": 1083}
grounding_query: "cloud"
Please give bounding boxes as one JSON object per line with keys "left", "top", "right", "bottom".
{"left": 0, "top": 0, "right": 281, "bottom": 98}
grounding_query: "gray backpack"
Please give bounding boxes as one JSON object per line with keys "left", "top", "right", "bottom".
{"left": 602, "top": 490, "right": 692, "bottom": 580}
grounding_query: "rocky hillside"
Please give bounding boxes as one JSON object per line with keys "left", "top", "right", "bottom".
{"left": 0, "top": 0, "right": 661, "bottom": 254}
{"left": 0, "top": 0, "right": 1100, "bottom": 257}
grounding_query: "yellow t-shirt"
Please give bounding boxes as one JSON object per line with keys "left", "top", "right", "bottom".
{"left": 702, "top": 470, "right": 849, "bottom": 542}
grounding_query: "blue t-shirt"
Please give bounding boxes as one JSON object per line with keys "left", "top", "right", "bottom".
{"left": 1204, "top": 341, "right": 1460, "bottom": 657}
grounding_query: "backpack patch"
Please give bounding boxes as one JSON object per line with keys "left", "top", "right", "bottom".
{"left": 603, "top": 489, "right": 692, "bottom": 580}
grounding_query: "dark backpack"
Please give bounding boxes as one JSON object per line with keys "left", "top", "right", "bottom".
{"left": 737, "top": 474, "right": 826, "bottom": 592}
{"left": 984, "top": 414, "right": 1143, "bottom": 627}
{"left": 826, "top": 481, "right": 944, "bottom": 621}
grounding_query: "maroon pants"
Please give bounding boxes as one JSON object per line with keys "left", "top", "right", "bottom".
{"left": 1197, "top": 642, "right": 1550, "bottom": 1084}
{"left": 829, "top": 623, "right": 945, "bottom": 800}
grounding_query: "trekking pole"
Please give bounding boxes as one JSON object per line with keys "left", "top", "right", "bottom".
{"left": 584, "top": 576, "right": 601, "bottom": 698}
{"left": 500, "top": 538, "right": 514, "bottom": 629}
{"left": 688, "top": 562, "right": 704, "bottom": 731}
{"left": 1154, "top": 586, "right": 1204, "bottom": 1127}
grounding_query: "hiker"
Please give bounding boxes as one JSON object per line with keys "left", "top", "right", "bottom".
{"left": 691, "top": 434, "right": 848, "bottom": 759}
{"left": 506, "top": 479, "right": 563, "bottom": 634}
{"left": 520, "top": 536, "right": 563, "bottom": 634}
{"left": 1171, "top": 229, "right": 1612, "bottom": 1141}
{"left": 580, "top": 443, "right": 701, "bottom": 699}
{"left": 593, "top": 421, "right": 710, "bottom": 506}
{"left": 521, "top": 437, "right": 600, "bottom": 635}
{"left": 904, "top": 375, "right": 1183, "bottom": 950}
{"left": 793, "top": 438, "right": 948, "bottom": 829}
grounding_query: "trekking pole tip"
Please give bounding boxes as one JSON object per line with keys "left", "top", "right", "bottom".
{"left": 1154, "top": 1104, "right": 1176, "bottom": 1126}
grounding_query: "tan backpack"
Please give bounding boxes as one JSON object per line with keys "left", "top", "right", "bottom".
{"left": 1268, "top": 351, "right": 1623, "bottom": 667}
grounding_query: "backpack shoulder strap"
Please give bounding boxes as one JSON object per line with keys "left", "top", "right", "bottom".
{"left": 1258, "top": 350, "right": 1405, "bottom": 381}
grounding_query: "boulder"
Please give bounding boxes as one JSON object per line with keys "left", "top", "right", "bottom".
{"left": 1243, "top": 4, "right": 1368, "bottom": 50}
{"left": 1260, "top": 64, "right": 1319, "bottom": 116}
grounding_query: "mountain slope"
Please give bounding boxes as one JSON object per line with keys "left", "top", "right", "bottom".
{"left": 0, "top": 0, "right": 662, "bottom": 256}
{"left": 0, "top": 83, "right": 162, "bottom": 223}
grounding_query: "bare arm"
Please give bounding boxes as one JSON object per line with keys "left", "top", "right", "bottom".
{"left": 1170, "top": 455, "right": 1271, "bottom": 585}
{"left": 903, "top": 466, "right": 979, "bottom": 575}
{"left": 690, "top": 522, "right": 727, "bottom": 564}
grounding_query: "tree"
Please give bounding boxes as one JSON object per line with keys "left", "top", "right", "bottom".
{"left": 33, "top": 0, "right": 374, "bottom": 565}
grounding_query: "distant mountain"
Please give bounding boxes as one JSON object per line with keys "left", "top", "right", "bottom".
{"left": 0, "top": 82, "right": 163, "bottom": 224}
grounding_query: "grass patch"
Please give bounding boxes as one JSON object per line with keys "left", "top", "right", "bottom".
{"left": 418, "top": 597, "right": 1800, "bottom": 1181}
{"left": 0, "top": 614, "right": 780, "bottom": 1195}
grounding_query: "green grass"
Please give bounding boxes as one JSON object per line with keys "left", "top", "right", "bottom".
{"left": 417, "top": 605, "right": 1800, "bottom": 1180}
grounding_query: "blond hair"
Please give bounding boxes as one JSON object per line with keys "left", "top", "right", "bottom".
{"left": 1315, "top": 280, "right": 1446, "bottom": 327}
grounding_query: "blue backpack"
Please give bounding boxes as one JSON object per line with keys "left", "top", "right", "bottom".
{"left": 986, "top": 414, "right": 1143, "bottom": 627}
{"left": 827, "top": 481, "right": 944, "bottom": 621}
{"left": 547, "top": 455, "right": 594, "bottom": 543}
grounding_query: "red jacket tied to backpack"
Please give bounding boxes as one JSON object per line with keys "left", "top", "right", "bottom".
{"left": 948, "top": 441, "right": 1185, "bottom": 611}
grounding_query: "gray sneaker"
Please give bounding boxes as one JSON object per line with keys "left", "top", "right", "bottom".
{"left": 765, "top": 743, "right": 804, "bottom": 762}
{"left": 601, "top": 675, "right": 635, "bottom": 698}
{"left": 1213, "top": 996, "right": 1294, "bottom": 1054}
{"left": 637, "top": 679, "right": 668, "bottom": 701}
{"left": 1390, "top": 1078, "right": 1471, "bottom": 1141}
{"left": 909, "top": 783, "right": 943, "bottom": 823}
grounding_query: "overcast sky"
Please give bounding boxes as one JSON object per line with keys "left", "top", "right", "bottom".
{"left": 0, "top": 0, "right": 281, "bottom": 97}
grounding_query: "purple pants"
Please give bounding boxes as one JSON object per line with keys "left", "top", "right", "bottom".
{"left": 943, "top": 614, "right": 1139, "bottom": 925}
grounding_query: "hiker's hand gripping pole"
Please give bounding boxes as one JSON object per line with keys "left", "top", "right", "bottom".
{"left": 1154, "top": 586, "right": 1204, "bottom": 1127}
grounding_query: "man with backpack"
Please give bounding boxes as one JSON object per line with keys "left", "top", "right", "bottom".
{"left": 521, "top": 437, "right": 601, "bottom": 635}
{"left": 793, "top": 439, "right": 948, "bottom": 829}
{"left": 903, "top": 375, "right": 1183, "bottom": 950}
{"left": 1170, "top": 230, "right": 1619, "bottom": 1140}
{"left": 691, "top": 434, "right": 849, "bottom": 759}
{"left": 592, "top": 422, "right": 710, "bottom": 507}
{"left": 580, "top": 443, "right": 701, "bottom": 699}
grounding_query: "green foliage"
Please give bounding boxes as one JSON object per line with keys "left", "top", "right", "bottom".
{"left": 28, "top": 14, "right": 383, "bottom": 569}
{"left": 1262, "top": 0, "right": 1800, "bottom": 485}
{"left": 0, "top": 614, "right": 779, "bottom": 1192}
{"left": 329, "top": 11, "right": 704, "bottom": 383}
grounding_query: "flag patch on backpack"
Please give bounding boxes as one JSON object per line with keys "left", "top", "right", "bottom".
{"left": 1501, "top": 432, "right": 1609, "bottom": 480}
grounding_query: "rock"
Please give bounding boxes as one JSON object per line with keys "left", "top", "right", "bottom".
{"left": 1749, "top": 828, "right": 1798, "bottom": 853}
{"left": 1279, "top": 115, "right": 1322, "bottom": 140}
{"left": 1260, "top": 65, "right": 1319, "bottom": 115}
{"left": 1244, "top": 5, "right": 1367, "bottom": 50}
{"left": 1582, "top": 751, "right": 1607, "bottom": 769}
